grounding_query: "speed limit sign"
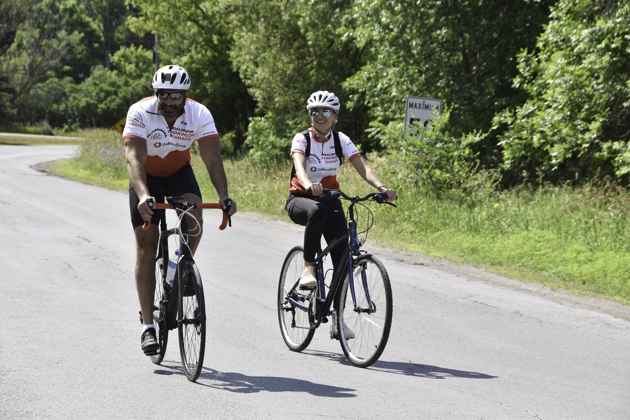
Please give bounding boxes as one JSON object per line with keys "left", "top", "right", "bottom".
{"left": 405, "top": 97, "right": 442, "bottom": 136}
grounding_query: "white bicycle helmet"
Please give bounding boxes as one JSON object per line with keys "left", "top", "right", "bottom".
{"left": 152, "top": 65, "right": 191, "bottom": 90}
{"left": 306, "top": 91, "right": 340, "bottom": 112}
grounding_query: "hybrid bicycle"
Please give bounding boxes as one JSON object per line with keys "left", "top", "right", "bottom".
{"left": 278, "top": 189, "right": 395, "bottom": 367}
{"left": 140, "top": 196, "right": 231, "bottom": 382}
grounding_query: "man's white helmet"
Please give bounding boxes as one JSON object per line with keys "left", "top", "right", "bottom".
{"left": 306, "top": 91, "right": 340, "bottom": 112}
{"left": 152, "top": 65, "right": 191, "bottom": 90}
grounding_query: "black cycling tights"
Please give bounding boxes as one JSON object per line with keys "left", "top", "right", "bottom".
{"left": 285, "top": 195, "right": 348, "bottom": 271}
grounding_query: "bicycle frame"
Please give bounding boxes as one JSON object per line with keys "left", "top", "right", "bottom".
{"left": 155, "top": 201, "right": 220, "bottom": 330}
{"left": 285, "top": 198, "right": 376, "bottom": 327}
{"left": 155, "top": 210, "right": 186, "bottom": 331}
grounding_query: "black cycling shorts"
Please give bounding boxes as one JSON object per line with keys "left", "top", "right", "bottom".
{"left": 129, "top": 163, "right": 202, "bottom": 230}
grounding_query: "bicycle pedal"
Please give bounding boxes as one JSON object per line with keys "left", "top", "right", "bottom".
{"left": 299, "top": 285, "right": 316, "bottom": 290}
{"left": 144, "top": 350, "right": 159, "bottom": 356}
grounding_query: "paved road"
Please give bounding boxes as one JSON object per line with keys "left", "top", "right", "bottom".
{"left": 1, "top": 145, "right": 629, "bottom": 419}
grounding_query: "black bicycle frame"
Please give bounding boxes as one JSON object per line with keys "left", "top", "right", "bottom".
{"left": 157, "top": 208, "right": 195, "bottom": 331}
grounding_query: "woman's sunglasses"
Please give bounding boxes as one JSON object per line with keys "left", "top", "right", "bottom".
{"left": 310, "top": 109, "right": 333, "bottom": 118}
{"left": 156, "top": 91, "right": 185, "bottom": 100}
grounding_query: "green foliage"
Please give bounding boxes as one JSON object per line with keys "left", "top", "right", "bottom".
{"left": 367, "top": 108, "right": 489, "bottom": 193}
{"left": 496, "top": 0, "right": 630, "bottom": 183}
{"left": 127, "top": 0, "right": 255, "bottom": 155}
{"left": 342, "top": 0, "right": 556, "bottom": 166}
{"left": 244, "top": 116, "right": 291, "bottom": 163}
{"left": 76, "top": 128, "right": 126, "bottom": 176}
{"left": 68, "top": 45, "right": 154, "bottom": 128}
{"left": 229, "top": 0, "right": 370, "bottom": 147}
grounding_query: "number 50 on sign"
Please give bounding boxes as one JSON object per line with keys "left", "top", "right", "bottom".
{"left": 404, "top": 97, "right": 442, "bottom": 137}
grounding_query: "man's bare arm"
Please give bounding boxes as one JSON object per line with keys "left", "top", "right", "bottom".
{"left": 198, "top": 137, "right": 237, "bottom": 215}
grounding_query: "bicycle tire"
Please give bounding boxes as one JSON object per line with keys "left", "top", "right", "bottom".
{"left": 277, "top": 246, "right": 315, "bottom": 352}
{"left": 177, "top": 261, "right": 206, "bottom": 382}
{"left": 151, "top": 257, "right": 168, "bottom": 364}
{"left": 336, "top": 255, "right": 392, "bottom": 368}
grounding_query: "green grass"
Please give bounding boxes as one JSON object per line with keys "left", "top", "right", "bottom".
{"left": 0, "top": 134, "right": 82, "bottom": 146}
{"left": 44, "top": 129, "right": 630, "bottom": 306}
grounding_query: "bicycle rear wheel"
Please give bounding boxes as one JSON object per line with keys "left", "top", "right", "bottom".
{"left": 337, "top": 255, "right": 392, "bottom": 368}
{"left": 278, "top": 246, "right": 315, "bottom": 351}
{"left": 177, "top": 261, "right": 206, "bottom": 382}
{"left": 151, "top": 257, "right": 168, "bottom": 364}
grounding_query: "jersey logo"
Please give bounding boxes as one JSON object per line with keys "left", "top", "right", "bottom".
{"left": 148, "top": 128, "right": 167, "bottom": 141}
{"left": 128, "top": 110, "right": 143, "bottom": 125}
{"left": 306, "top": 155, "right": 321, "bottom": 165}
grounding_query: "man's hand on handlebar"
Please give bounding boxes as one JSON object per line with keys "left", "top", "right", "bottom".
{"left": 138, "top": 196, "right": 155, "bottom": 222}
{"left": 220, "top": 197, "right": 237, "bottom": 216}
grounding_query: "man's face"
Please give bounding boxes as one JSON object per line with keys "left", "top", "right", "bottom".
{"left": 156, "top": 89, "right": 187, "bottom": 118}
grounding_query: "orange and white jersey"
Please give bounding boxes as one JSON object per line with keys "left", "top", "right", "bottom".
{"left": 122, "top": 96, "right": 219, "bottom": 177}
{"left": 290, "top": 129, "right": 360, "bottom": 194}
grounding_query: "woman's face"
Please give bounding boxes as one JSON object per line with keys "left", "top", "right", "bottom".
{"left": 310, "top": 107, "right": 337, "bottom": 134}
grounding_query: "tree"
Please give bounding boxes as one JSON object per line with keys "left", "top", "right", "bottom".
{"left": 342, "top": 0, "right": 556, "bottom": 167}
{"left": 1, "top": 0, "right": 102, "bottom": 123}
{"left": 496, "top": 0, "right": 630, "bottom": 183}
{"left": 126, "top": 0, "right": 255, "bottom": 155}
{"left": 229, "top": 0, "right": 371, "bottom": 158}
{"left": 83, "top": 0, "right": 132, "bottom": 70}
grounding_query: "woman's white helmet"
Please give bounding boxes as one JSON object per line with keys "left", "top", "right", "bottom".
{"left": 306, "top": 91, "right": 340, "bottom": 112}
{"left": 152, "top": 65, "right": 191, "bottom": 90}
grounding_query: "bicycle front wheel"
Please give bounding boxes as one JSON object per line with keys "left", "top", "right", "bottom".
{"left": 337, "top": 255, "right": 392, "bottom": 368}
{"left": 151, "top": 257, "right": 168, "bottom": 365}
{"left": 278, "top": 246, "right": 315, "bottom": 352}
{"left": 177, "top": 261, "right": 206, "bottom": 382}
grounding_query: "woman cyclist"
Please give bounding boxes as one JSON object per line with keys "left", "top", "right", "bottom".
{"left": 285, "top": 90, "right": 397, "bottom": 338}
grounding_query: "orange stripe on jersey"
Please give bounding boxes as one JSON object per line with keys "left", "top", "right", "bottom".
{"left": 145, "top": 150, "right": 191, "bottom": 177}
{"left": 198, "top": 133, "right": 220, "bottom": 142}
{"left": 122, "top": 134, "right": 145, "bottom": 141}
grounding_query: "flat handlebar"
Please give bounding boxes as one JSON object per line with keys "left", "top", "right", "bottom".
{"left": 310, "top": 188, "right": 397, "bottom": 207}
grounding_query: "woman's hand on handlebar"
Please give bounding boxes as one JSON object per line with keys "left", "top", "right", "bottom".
{"left": 381, "top": 188, "right": 397, "bottom": 202}
{"left": 308, "top": 182, "right": 324, "bottom": 196}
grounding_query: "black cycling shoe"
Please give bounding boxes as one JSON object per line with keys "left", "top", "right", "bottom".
{"left": 141, "top": 328, "right": 159, "bottom": 355}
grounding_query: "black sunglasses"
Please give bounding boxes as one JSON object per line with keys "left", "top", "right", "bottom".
{"left": 156, "top": 91, "right": 185, "bottom": 100}
{"left": 310, "top": 109, "right": 333, "bottom": 118}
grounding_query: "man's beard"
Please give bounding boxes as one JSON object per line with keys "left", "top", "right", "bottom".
{"left": 159, "top": 101, "right": 185, "bottom": 118}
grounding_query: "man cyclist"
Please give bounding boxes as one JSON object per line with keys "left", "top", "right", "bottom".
{"left": 123, "top": 64, "right": 237, "bottom": 355}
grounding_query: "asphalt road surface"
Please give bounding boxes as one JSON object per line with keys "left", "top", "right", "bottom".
{"left": 1, "top": 145, "right": 629, "bottom": 419}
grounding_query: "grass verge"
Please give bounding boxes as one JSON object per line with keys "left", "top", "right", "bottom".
{"left": 0, "top": 134, "right": 82, "bottom": 146}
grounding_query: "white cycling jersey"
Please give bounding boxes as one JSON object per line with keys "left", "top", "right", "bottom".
{"left": 290, "top": 129, "right": 360, "bottom": 194}
{"left": 122, "top": 96, "right": 219, "bottom": 177}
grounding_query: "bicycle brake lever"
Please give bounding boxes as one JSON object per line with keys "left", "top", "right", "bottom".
{"left": 142, "top": 198, "right": 155, "bottom": 230}
{"left": 223, "top": 198, "right": 233, "bottom": 227}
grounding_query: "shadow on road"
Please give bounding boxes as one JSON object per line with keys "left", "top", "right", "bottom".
{"left": 297, "top": 350, "right": 498, "bottom": 380}
{"left": 152, "top": 360, "right": 356, "bottom": 397}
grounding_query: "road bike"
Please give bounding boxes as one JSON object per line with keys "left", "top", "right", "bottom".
{"left": 140, "top": 196, "right": 231, "bottom": 382}
{"left": 278, "top": 189, "right": 395, "bottom": 367}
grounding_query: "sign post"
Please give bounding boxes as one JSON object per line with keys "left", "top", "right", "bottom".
{"left": 404, "top": 97, "right": 442, "bottom": 137}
